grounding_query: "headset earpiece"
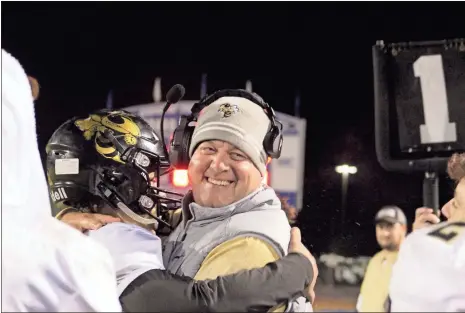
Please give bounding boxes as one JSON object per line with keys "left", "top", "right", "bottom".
{"left": 168, "top": 89, "right": 284, "bottom": 169}
{"left": 169, "top": 115, "right": 194, "bottom": 169}
{"left": 264, "top": 123, "right": 283, "bottom": 159}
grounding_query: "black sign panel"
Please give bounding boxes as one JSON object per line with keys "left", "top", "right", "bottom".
{"left": 373, "top": 39, "right": 465, "bottom": 173}
{"left": 393, "top": 49, "right": 465, "bottom": 151}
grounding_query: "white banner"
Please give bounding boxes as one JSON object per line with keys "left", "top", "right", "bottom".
{"left": 273, "top": 112, "right": 307, "bottom": 209}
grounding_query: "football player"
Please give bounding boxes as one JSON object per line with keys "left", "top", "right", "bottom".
{"left": 389, "top": 153, "right": 465, "bottom": 312}
{"left": 46, "top": 109, "right": 318, "bottom": 312}
{"left": 2, "top": 49, "right": 122, "bottom": 312}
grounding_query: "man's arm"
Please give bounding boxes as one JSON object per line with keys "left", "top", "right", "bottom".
{"left": 119, "top": 253, "right": 313, "bottom": 312}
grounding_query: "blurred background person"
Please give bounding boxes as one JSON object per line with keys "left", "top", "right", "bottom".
{"left": 356, "top": 206, "right": 407, "bottom": 312}
{"left": 389, "top": 153, "right": 465, "bottom": 312}
{"left": 281, "top": 196, "right": 299, "bottom": 225}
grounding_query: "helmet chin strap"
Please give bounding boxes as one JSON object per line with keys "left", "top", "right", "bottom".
{"left": 115, "top": 201, "right": 158, "bottom": 227}
{"left": 94, "top": 167, "right": 175, "bottom": 230}
{"left": 96, "top": 180, "right": 158, "bottom": 227}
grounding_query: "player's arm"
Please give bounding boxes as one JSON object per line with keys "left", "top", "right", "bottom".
{"left": 119, "top": 252, "right": 314, "bottom": 312}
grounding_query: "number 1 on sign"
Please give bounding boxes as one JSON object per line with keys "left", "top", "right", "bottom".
{"left": 413, "top": 54, "right": 457, "bottom": 144}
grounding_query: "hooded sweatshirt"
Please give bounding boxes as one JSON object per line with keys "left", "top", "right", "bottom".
{"left": 1, "top": 49, "right": 121, "bottom": 312}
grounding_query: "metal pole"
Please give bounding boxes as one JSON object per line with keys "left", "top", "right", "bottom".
{"left": 105, "top": 90, "right": 113, "bottom": 110}
{"left": 423, "top": 172, "right": 439, "bottom": 215}
{"left": 294, "top": 90, "right": 301, "bottom": 118}
{"left": 245, "top": 80, "right": 252, "bottom": 92}
{"left": 341, "top": 172, "right": 349, "bottom": 235}
{"left": 200, "top": 73, "right": 207, "bottom": 98}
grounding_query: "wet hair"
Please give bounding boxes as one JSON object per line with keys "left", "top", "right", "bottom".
{"left": 447, "top": 153, "right": 465, "bottom": 183}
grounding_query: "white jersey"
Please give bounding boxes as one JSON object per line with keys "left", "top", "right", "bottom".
{"left": 87, "top": 222, "right": 165, "bottom": 295}
{"left": 3, "top": 217, "right": 123, "bottom": 312}
{"left": 1, "top": 49, "right": 121, "bottom": 312}
{"left": 389, "top": 221, "right": 465, "bottom": 312}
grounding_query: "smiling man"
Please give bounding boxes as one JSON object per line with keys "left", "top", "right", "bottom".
{"left": 163, "top": 90, "right": 313, "bottom": 311}
{"left": 356, "top": 206, "right": 407, "bottom": 312}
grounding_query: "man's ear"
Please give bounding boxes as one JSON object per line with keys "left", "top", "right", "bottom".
{"left": 28, "top": 76, "right": 40, "bottom": 100}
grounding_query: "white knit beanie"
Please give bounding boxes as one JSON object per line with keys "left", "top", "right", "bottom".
{"left": 188, "top": 96, "right": 270, "bottom": 176}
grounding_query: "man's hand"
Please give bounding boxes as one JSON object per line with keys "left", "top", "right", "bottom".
{"left": 412, "top": 207, "right": 440, "bottom": 231}
{"left": 61, "top": 212, "right": 121, "bottom": 233}
{"left": 288, "top": 227, "right": 318, "bottom": 303}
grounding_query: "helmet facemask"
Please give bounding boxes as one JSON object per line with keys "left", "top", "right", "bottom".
{"left": 94, "top": 130, "right": 183, "bottom": 230}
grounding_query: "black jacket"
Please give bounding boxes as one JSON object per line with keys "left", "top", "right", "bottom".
{"left": 120, "top": 253, "right": 313, "bottom": 312}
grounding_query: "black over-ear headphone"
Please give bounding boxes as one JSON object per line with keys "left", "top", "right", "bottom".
{"left": 169, "top": 89, "right": 283, "bottom": 169}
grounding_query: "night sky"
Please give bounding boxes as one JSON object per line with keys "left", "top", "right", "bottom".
{"left": 3, "top": 2, "right": 463, "bottom": 256}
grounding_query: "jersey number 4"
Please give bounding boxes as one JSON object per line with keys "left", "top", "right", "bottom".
{"left": 428, "top": 222, "right": 465, "bottom": 243}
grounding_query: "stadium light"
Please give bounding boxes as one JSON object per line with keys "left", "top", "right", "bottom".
{"left": 335, "top": 164, "right": 357, "bottom": 175}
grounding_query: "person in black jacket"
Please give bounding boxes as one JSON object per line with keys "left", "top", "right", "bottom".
{"left": 46, "top": 109, "right": 318, "bottom": 312}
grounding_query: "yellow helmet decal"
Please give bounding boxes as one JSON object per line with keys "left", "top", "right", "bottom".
{"left": 75, "top": 111, "right": 141, "bottom": 163}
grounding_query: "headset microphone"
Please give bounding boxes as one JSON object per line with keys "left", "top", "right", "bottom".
{"left": 166, "top": 84, "right": 186, "bottom": 105}
{"left": 160, "top": 84, "right": 186, "bottom": 161}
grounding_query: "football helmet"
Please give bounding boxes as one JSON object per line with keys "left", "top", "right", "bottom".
{"left": 46, "top": 109, "right": 183, "bottom": 229}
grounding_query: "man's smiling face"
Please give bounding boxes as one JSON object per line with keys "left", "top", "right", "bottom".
{"left": 188, "top": 140, "right": 262, "bottom": 208}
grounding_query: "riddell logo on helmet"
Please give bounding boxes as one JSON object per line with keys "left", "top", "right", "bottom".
{"left": 50, "top": 188, "right": 68, "bottom": 202}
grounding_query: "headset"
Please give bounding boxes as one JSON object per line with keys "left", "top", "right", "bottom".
{"left": 169, "top": 89, "right": 283, "bottom": 169}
